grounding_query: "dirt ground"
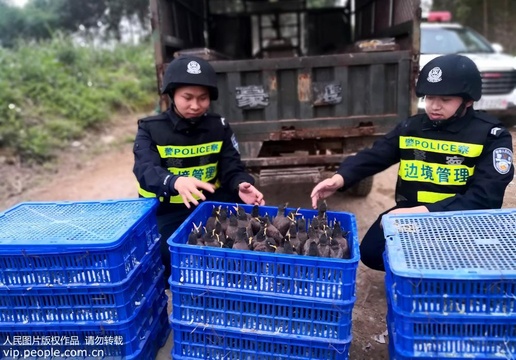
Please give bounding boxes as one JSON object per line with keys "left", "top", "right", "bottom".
{"left": 1, "top": 112, "right": 515, "bottom": 360}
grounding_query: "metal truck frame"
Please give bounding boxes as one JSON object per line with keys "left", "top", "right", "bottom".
{"left": 150, "top": 0, "right": 421, "bottom": 193}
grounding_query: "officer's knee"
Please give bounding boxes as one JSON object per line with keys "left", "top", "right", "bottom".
{"left": 360, "top": 241, "right": 385, "bottom": 272}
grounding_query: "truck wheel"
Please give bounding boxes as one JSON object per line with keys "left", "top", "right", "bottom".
{"left": 347, "top": 177, "right": 373, "bottom": 197}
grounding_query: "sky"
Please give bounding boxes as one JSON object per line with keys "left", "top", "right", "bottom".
{"left": 9, "top": 0, "right": 28, "bottom": 7}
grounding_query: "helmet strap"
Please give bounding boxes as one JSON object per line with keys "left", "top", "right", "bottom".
{"left": 451, "top": 99, "right": 467, "bottom": 120}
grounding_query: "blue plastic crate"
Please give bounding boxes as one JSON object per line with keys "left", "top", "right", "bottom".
{"left": 0, "top": 240, "right": 164, "bottom": 324}
{"left": 386, "top": 290, "right": 516, "bottom": 358}
{"left": 127, "top": 302, "right": 170, "bottom": 360}
{"left": 0, "top": 276, "right": 167, "bottom": 359}
{"left": 168, "top": 201, "right": 359, "bottom": 301}
{"left": 171, "top": 319, "right": 351, "bottom": 360}
{"left": 387, "top": 336, "right": 501, "bottom": 360}
{"left": 0, "top": 199, "right": 159, "bottom": 286}
{"left": 171, "top": 286, "right": 354, "bottom": 341}
{"left": 382, "top": 209, "right": 516, "bottom": 316}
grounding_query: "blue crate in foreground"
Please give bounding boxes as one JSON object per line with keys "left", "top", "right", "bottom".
{"left": 171, "top": 319, "right": 351, "bottom": 360}
{"left": 382, "top": 209, "right": 516, "bottom": 316}
{"left": 171, "top": 285, "right": 354, "bottom": 341}
{"left": 386, "top": 290, "right": 516, "bottom": 358}
{"left": 0, "top": 276, "right": 167, "bottom": 359}
{"left": 168, "top": 201, "right": 360, "bottom": 301}
{"left": 0, "top": 199, "right": 159, "bottom": 286}
{"left": 0, "top": 241, "right": 163, "bottom": 324}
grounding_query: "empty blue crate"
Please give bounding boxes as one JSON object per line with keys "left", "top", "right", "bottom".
{"left": 382, "top": 209, "right": 516, "bottom": 317}
{"left": 0, "top": 198, "right": 160, "bottom": 286}
{"left": 386, "top": 288, "right": 516, "bottom": 358}
{"left": 0, "top": 275, "right": 168, "bottom": 359}
{"left": 168, "top": 201, "right": 360, "bottom": 301}
{"left": 171, "top": 286, "right": 354, "bottom": 341}
{"left": 171, "top": 319, "right": 351, "bottom": 360}
{"left": 0, "top": 241, "right": 163, "bottom": 324}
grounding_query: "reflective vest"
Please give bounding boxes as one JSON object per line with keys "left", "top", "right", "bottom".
{"left": 396, "top": 114, "right": 492, "bottom": 204}
{"left": 137, "top": 113, "right": 224, "bottom": 204}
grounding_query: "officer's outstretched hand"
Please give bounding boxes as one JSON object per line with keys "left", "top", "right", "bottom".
{"left": 238, "top": 182, "right": 265, "bottom": 206}
{"left": 174, "top": 177, "right": 216, "bottom": 209}
{"left": 310, "top": 174, "right": 344, "bottom": 209}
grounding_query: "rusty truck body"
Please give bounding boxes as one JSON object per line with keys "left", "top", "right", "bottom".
{"left": 149, "top": 0, "right": 421, "bottom": 194}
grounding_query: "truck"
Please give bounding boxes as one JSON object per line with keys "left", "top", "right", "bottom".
{"left": 149, "top": 0, "right": 422, "bottom": 195}
{"left": 419, "top": 11, "right": 516, "bottom": 117}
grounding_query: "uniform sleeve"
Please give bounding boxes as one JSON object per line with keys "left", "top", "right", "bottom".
{"left": 336, "top": 121, "right": 402, "bottom": 190}
{"left": 217, "top": 125, "right": 254, "bottom": 191}
{"left": 133, "top": 121, "right": 179, "bottom": 197}
{"left": 426, "top": 129, "right": 514, "bottom": 212}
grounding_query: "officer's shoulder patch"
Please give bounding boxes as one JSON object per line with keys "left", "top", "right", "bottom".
{"left": 231, "top": 133, "right": 240, "bottom": 153}
{"left": 493, "top": 147, "right": 513, "bottom": 174}
{"left": 489, "top": 127, "right": 504, "bottom": 137}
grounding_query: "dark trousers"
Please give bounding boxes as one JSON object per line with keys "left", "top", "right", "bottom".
{"left": 359, "top": 206, "right": 398, "bottom": 271}
{"left": 157, "top": 188, "right": 241, "bottom": 287}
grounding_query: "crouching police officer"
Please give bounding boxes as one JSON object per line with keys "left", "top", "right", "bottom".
{"left": 311, "top": 54, "right": 514, "bottom": 271}
{"left": 133, "top": 56, "right": 265, "bottom": 283}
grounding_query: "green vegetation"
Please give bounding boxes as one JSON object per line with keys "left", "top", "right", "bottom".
{"left": 0, "top": 35, "right": 156, "bottom": 163}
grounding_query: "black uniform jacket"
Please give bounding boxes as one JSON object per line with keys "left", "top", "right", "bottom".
{"left": 336, "top": 108, "right": 514, "bottom": 211}
{"left": 133, "top": 109, "right": 254, "bottom": 215}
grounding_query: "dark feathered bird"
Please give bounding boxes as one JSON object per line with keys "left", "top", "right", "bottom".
{"left": 232, "top": 227, "right": 250, "bottom": 251}
{"left": 262, "top": 216, "right": 283, "bottom": 243}
{"left": 318, "top": 233, "right": 332, "bottom": 258}
{"left": 218, "top": 207, "right": 229, "bottom": 233}
{"left": 225, "top": 213, "right": 239, "bottom": 242}
{"left": 205, "top": 205, "right": 221, "bottom": 232}
{"left": 329, "top": 237, "right": 346, "bottom": 259}
{"left": 286, "top": 223, "right": 302, "bottom": 254}
{"left": 317, "top": 200, "right": 328, "bottom": 227}
{"left": 305, "top": 240, "right": 320, "bottom": 257}
{"left": 272, "top": 203, "right": 291, "bottom": 235}
{"left": 250, "top": 226, "right": 267, "bottom": 250}
{"left": 202, "top": 228, "right": 221, "bottom": 247}
{"left": 331, "top": 221, "right": 350, "bottom": 259}
{"left": 249, "top": 205, "right": 262, "bottom": 235}
{"left": 276, "top": 237, "right": 296, "bottom": 255}
{"left": 253, "top": 239, "right": 277, "bottom": 253}
{"left": 188, "top": 230, "right": 200, "bottom": 246}
{"left": 235, "top": 205, "right": 249, "bottom": 228}
{"left": 297, "top": 217, "right": 308, "bottom": 247}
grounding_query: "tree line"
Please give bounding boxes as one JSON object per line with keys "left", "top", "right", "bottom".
{"left": 433, "top": 0, "right": 516, "bottom": 54}
{"left": 0, "top": 0, "right": 149, "bottom": 47}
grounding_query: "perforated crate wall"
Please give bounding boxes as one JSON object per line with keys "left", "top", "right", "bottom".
{"left": 169, "top": 201, "right": 360, "bottom": 301}
{"left": 0, "top": 199, "right": 159, "bottom": 286}
{"left": 171, "top": 286, "right": 354, "bottom": 341}
{"left": 0, "top": 241, "right": 163, "bottom": 324}
{"left": 171, "top": 320, "right": 351, "bottom": 360}
{"left": 0, "top": 279, "right": 167, "bottom": 359}
{"left": 382, "top": 209, "right": 516, "bottom": 317}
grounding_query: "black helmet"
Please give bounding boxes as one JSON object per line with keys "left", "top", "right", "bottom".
{"left": 161, "top": 56, "right": 218, "bottom": 100}
{"left": 416, "top": 54, "right": 482, "bottom": 101}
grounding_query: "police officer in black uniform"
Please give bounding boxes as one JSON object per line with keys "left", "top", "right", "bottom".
{"left": 310, "top": 54, "right": 514, "bottom": 271}
{"left": 133, "top": 56, "right": 265, "bottom": 282}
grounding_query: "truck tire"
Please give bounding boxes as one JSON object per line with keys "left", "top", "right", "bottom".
{"left": 347, "top": 177, "right": 373, "bottom": 197}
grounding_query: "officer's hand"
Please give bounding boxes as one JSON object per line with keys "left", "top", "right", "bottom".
{"left": 310, "top": 174, "right": 344, "bottom": 209}
{"left": 388, "top": 206, "right": 429, "bottom": 215}
{"left": 238, "top": 182, "right": 265, "bottom": 205}
{"left": 174, "top": 177, "right": 216, "bottom": 209}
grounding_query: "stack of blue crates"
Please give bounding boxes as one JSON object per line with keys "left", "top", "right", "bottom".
{"left": 382, "top": 209, "right": 516, "bottom": 360}
{"left": 0, "top": 198, "right": 170, "bottom": 360}
{"left": 168, "top": 201, "right": 360, "bottom": 360}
